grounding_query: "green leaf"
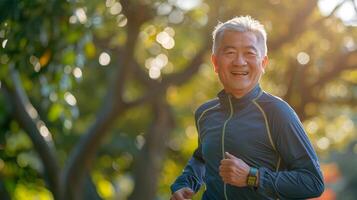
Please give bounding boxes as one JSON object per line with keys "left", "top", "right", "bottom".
{"left": 48, "top": 103, "right": 63, "bottom": 121}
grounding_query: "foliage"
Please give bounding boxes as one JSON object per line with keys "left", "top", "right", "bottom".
{"left": 0, "top": 0, "right": 357, "bottom": 199}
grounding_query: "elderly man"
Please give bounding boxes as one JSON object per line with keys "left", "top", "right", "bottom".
{"left": 170, "top": 16, "right": 324, "bottom": 200}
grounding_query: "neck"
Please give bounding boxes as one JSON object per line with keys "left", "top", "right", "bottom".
{"left": 226, "top": 84, "right": 259, "bottom": 99}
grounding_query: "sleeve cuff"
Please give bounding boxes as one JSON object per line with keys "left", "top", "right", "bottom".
{"left": 256, "top": 167, "right": 280, "bottom": 199}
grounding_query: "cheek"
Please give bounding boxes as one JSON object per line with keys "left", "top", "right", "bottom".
{"left": 249, "top": 66, "right": 264, "bottom": 78}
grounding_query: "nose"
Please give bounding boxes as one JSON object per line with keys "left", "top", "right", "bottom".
{"left": 233, "top": 54, "right": 247, "bottom": 66}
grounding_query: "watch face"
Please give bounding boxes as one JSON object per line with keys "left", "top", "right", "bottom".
{"left": 247, "top": 167, "right": 258, "bottom": 186}
{"left": 247, "top": 176, "right": 257, "bottom": 186}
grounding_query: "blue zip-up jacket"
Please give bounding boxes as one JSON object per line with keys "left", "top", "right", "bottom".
{"left": 171, "top": 85, "right": 324, "bottom": 200}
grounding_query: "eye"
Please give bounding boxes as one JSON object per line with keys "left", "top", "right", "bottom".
{"left": 224, "top": 51, "right": 235, "bottom": 55}
{"left": 246, "top": 51, "right": 257, "bottom": 56}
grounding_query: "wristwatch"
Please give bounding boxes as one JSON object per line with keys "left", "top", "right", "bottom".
{"left": 247, "top": 167, "right": 258, "bottom": 187}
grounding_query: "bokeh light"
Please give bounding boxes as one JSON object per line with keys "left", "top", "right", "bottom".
{"left": 99, "top": 52, "right": 111, "bottom": 66}
{"left": 73, "top": 67, "right": 82, "bottom": 78}
{"left": 317, "top": 137, "right": 330, "bottom": 150}
{"left": 64, "top": 92, "right": 77, "bottom": 106}
{"left": 75, "top": 8, "right": 87, "bottom": 24}
{"left": 297, "top": 52, "right": 310, "bottom": 65}
{"left": 156, "top": 31, "right": 175, "bottom": 49}
{"left": 2, "top": 39, "right": 7, "bottom": 48}
{"left": 110, "top": 2, "right": 122, "bottom": 15}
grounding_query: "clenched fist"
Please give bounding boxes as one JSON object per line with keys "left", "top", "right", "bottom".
{"left": 219, "top": 152, "right": 250, "bottom": 187}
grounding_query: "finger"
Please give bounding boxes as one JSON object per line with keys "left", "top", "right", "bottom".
{"left": 225, "top": 152, "right": 237, "bottom": 159}
{"left": 220, "top": 159, "right": 235, "bottom": 165}
{"left": 183, "top": 189, "right": 194, "bottom": 198}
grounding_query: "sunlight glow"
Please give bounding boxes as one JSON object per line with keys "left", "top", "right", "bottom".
{"left": 75, "top": 8, "right": 87, "bottom": 24}
{"left": 157, "top": 3, "right": 173, "bottom": 15}
{"left": 106, "top": 0, "right": 116, "bottom": 7}
{"left": 185, "top": 126, "right": 197, "bottom": 139}
{"left": 117, "top": 14, "right": 128, "bottom": 27}
{"left": 73, "top": 67, "right": 82, "bottom": 78}
{"left": 99, "top": 52, "right": 111, "bottom": 66}
{"left": 110, "top": 2, "right": 122, "bottom": 15}
{"left": 175, "top": 0, "right": 202, "bottom": 10}
{"left": 135, "top": 135, "right": 145, "bottom": 150}
{"left": 164, "top": 27, "right": 175, "bottom": 37}
{"left": 149, "top": 67, "right": 161, "bottom": 79}
{"left": 146, "top": 54, "right": 169, "bottom": 79}
{"left": 156, "top": 31, "right": 175, "bottom": 49}
{"left": 343, "top": 36, "right": 356, "bottom": 51}
{"left": 49, "top": 92, "right": 58, "bottom": 102}
{"left": 2, "top": 39, "right": 7, "bottom": 48}
{"left": 318, "top": 0, "right": 357, "bottom": 26}
{"left": 168, "top": 9, "right": 184, "bottom": 24}
{"left": 306, "top": 120, "right": 319, "bottom": 134}
{"left": 37, "top": 121, "right": 53, "bottom": 142}
{"left": 317, "top": 137, "right": 330, "bottom": 150}
{"left": 64, "top": 92, "right": 77, "bottom": 106}
{"left": 26, "top": 104, "right": 38, "bottom": 119}
{"left": 64, "top": 119, "right": 72, "bottom": 130}
{"left": 336, "top": 1, "right": 356, "bottom": 23}
{"left": 297, "top": 52, "right": 310, "bottom": 65}
{"left": 69, "top": 15, "right": 77, "bottom": 24}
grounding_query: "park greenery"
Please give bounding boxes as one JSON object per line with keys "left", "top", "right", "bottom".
{"left": 0, "top": 0, "right": 357, "bottom": 199}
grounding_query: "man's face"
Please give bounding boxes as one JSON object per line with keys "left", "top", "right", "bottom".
{"left": 211, "top": 31, "right": 268, "bottom": 98}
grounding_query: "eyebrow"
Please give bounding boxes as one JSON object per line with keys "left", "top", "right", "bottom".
{"left": 244, "top": 45, "right": 259, "bottom": 52}
{"left": 222, "top": 46, "right": 236, "bottom": 51}
{"left": 222, "top": 45, "right": 259, "bottom": 52}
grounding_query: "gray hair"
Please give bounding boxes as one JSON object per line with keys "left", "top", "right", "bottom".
{"left": 212, "top": 16, "right": 267, "bottom": 56}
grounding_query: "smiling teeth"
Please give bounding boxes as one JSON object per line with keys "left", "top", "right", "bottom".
{"left": 232, "top": 72, "right": 248, "bottom": 75}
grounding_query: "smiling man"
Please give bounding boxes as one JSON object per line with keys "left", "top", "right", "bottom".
{"left": 170, "top": 16, "right": 324, "bottom": 200}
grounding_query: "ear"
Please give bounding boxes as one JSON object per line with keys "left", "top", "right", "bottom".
{"left": 211, "top": 54, "right": 219, "bottom": 73}
{"left": 261, "top": 55, "right": 268, "bottom": 73}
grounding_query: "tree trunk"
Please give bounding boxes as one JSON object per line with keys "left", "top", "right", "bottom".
{"left": 129, "top": 98, "right": 174, "bottom": 200}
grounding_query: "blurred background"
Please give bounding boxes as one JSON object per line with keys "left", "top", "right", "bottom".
{"left": 0, "top": 0, "right": 356, "bottom": 199}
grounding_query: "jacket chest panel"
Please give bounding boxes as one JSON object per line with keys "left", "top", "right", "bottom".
{"left": 224, "top": 113, "right": 276, "bottom": 166}
{"left": 200, "top": 107, "right": 277, "bottom": 169}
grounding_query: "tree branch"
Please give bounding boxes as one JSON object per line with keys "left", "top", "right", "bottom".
{"left": 311, "top": 50, "right": 357, "bottom": 88}
{"left": 1, "top": 67, "right": 61, "bottom": 200}
{"left": 269, "top": 0, "right": 318, "bottom": 51}
{"left": 127, "top": 41, "right": 210, "bottom": 108}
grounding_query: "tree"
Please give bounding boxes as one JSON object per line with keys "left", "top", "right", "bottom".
{"left": 0, "top": 0, "right": 356, "bottom": 199}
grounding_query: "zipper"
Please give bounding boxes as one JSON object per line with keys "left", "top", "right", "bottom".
{"left": 222, "top": 95, "right": 234, "bottom": 200}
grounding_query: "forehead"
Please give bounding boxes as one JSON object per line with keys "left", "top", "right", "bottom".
{"left": 219, "top": 31, "right": 258, "bottom": 49}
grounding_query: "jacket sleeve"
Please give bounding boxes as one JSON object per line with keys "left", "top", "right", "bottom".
{"left": 170, "top": 108, "right": 206, "bottom": 194}
{"left": 256, "top": 103, "right": 325, "bottom": 199}
{"left": 170, "top": 147, "right": 206, "bottom": 193}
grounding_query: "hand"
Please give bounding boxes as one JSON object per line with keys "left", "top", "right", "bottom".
{"left": 170, "top": 187, "right": 195, "bottom": 200}
{"left": 219, "top": 152, "right": 250, "bottom": 187}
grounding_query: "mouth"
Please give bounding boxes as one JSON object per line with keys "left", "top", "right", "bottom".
{"left": 231, "top": 71, "right": 249, "bottom": 76}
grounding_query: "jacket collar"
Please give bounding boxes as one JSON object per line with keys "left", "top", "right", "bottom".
{"left": 217, "top": 84, "right": 262, "bottom": 110}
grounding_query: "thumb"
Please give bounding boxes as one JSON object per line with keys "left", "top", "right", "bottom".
{"left": 225, "top": 152, "right": 237, "bottom": 159}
